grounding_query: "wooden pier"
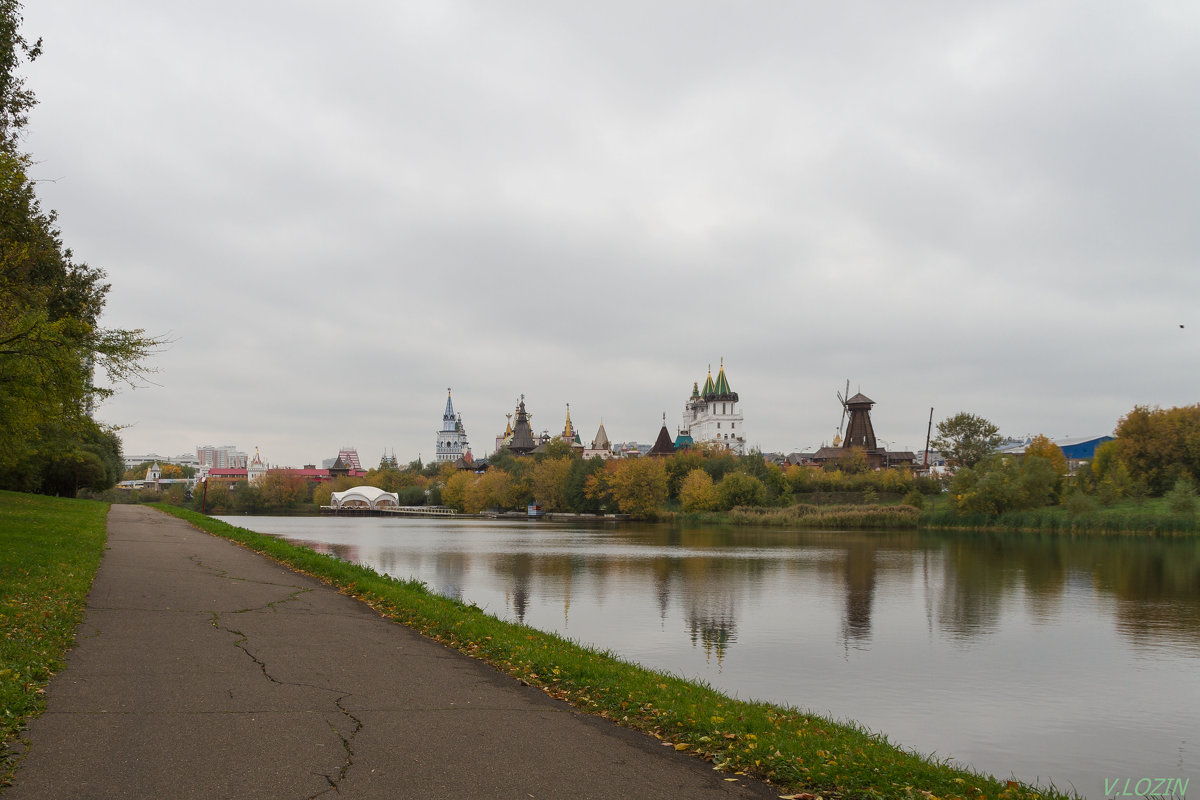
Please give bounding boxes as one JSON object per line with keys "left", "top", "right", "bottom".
{"left": 319, "top": 505, "right": 459, "bottom": 517}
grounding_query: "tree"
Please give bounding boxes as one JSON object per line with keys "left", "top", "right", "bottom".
{"left": 877, "top": 467, "right": 914, "bottom": 494}
{"left": 311, "top": 481, "right": 335, "bottom": 509}
{"left": 666, "top": 450, "right": 704, "bottom": 501}
{"left": 530, "top": 457, "right": 572, "bottom": 511}
{"left": 441, "top": 471, "right": 474, "bottom": 512}
{"left": 462, "top": 468, "right": 511, "bottom": 512}
{"left": 830, "top": 447, "right": 869, "bottom": 474}
{"left": 951, "top": 451, "right": 1061, "bottom": 515}
{"left": 715, "top": 472, "right": 767, "bottom": 510}
{"left": 1073, "top": 461, "right": 1097, "bottom": 495}
{"left": 40, "top": 448, "right": 106, "bottom": 497}
{"left": 124, "top": 461, "right": 186, "bottom": 481}
{"left": 258, "top": 471, "right": 310, "bottom": 510}
{"left": 1092, "top": 439, "right": 1122, "bottom": 482}
{"left": 592, "top": 458, "right": 668, "bottom": 518}
{"left": 1113, "top": 404, "right": 1200, "bottom": 495}
{"left": 0, "top": 0, "right": 40, "bottom": 143}
{"left": 678, "top": 468, "right": 717, "bottom": 512}
{"left": 162, "top": 483, "right": 188, "bottom": 506}
{"left": 785, "top": 465, "right": 817, "bottom": 494}
{"left": 196, "top": 479, "right": 232, "bottom": 513}
{"left": 362, "top": 464, "right": 416, "bottom": 493}
{"left": 0, "top": 4, "right": 161, "bottom": 494}
{"left": 564, "top": 456, "right": 605, "bottom": 513}
{"left": 533, "top": 438, "right": 578, "bottom": 461}
{"left": 932, "top": 412, "right": 1003, "bottom": 469}
{"left": 1024, "top": 435, "right": 1068, "bottom": 476}
{"left": 230, "top": 481, "right": 261, "bottom": 513}
{"left": 738, "top": 450, "right": 790, "bottom": 504}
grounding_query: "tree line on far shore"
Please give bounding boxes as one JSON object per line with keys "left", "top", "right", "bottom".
{"left": 96, "top": 402, "right": 1197, "bottom": 522}
{"left": 931, "top": 406, "right": 1200, "bottom": 517}
{"left": 99, "top": 442, "right": 943, "bottom": 517}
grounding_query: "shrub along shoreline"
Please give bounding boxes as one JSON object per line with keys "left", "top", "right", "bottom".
{"left": 155, "top": 504, "right": 1072, "bottom": 800}
{"left": 917, "top": 498, "right": 1199, "bottom": 535}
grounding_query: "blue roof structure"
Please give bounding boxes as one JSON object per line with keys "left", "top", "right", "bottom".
{"left": 999, "top": 435, "right": 1113, "bottom": 461}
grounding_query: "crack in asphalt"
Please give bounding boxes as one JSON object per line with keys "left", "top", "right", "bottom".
{"left": 198, "top": 559, "right": 363, "bottom": 798}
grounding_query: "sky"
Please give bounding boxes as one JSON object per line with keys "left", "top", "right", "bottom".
{"left": 17, "top": 1, "right": 1200, "bottom": 468}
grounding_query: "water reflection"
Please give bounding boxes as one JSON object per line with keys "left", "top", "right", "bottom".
{"left": 227, "top": 516, "right": 1199, "bottom": 798}
{"left": 286, "top": 524, "right": 1200, "bottom": 656}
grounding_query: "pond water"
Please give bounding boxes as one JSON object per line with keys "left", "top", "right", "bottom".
{"left": 219, "top": 516, "right": 1200, "bottom": 799}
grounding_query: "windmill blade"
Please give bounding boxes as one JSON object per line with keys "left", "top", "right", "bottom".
{"left": 836, "top": 381, "right": 849, "bottom": 435}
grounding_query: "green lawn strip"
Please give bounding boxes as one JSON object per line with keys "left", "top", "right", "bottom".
{"left": 0, "top": 490, "right": 109, "bottom": 785}
{"left": 159, "top": 505, "right": 1074, "bottom": 800}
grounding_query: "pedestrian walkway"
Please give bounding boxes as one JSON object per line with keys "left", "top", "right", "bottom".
{"left": 6, "top": 505, "right": 776, "bottom": 799}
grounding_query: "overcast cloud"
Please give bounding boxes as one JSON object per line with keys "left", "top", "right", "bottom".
{"left": 18, "top": 1, "right": 1200, "bottom": 467}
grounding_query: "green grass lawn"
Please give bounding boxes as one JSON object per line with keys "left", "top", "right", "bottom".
{"left": 0, "top": 490, "right": 108, "bottom": 785}
{"left": 158, "top": 504, "right": 1077, "bottom": 800}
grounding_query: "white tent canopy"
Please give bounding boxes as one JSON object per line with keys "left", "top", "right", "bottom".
{"left": 329, "top": 486, "right": 400, "bottom": 510}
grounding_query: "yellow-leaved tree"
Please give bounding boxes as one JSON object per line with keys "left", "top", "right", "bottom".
{"left": 604, "top": 457, "right": 668, "bottom": 518}
{"left": 1025, "top": 435, "right": 1068, "bottom": 476}
{"left": 679, "top": 468, "right": 717, "bottom": 512}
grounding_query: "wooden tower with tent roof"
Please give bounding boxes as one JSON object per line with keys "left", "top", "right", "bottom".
{"left": 506, "top": 396, "right": 538, "bottom": 455}
{"left": 648, "top": 413, "right": 677, "bottom": 457}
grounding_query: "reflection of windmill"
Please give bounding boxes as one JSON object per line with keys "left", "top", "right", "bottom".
{"left": 835, "top": 379, "right": 850, "bottom": 445}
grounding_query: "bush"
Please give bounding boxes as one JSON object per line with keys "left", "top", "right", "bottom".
{"left": 901, "top": 489, "right": 924, "bottom": 509}
{"left": 1065, "top": 491, "right": 1099, "bottom": 517}
{"left": 397, "top": 485, "right": 427, "bottom": 505}
{"left": 1165, "top": 477, "right": 1198, "bottom": 514}
{"left": 715, "top": 472, "right": 767, "bottom": 511}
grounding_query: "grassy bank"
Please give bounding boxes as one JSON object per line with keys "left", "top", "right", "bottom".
{"left": 158, "top": 504, "right": 1072, "bottom": 800}
{"left": 0, "top": 491, "right": 109, "bottom": 785}
{"left": 920, "top": 497, "right": 1200, "bottom": 534}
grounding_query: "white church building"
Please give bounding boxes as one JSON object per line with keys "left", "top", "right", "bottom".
{"left": 680, "top": 360, "right": 745, "bottom": 455}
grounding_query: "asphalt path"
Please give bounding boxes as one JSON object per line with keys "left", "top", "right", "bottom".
{"left": 5, "top": 505, "right": 779, "bottom": 799}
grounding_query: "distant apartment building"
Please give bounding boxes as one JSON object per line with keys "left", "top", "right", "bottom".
{"left": 197, "top": 445, "right": 248, "bottom": 469}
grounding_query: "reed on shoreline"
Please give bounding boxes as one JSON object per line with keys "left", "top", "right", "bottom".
{"left": 675, "top": 502, "right": 921, "bottom": 528}
{"left": 920, "top": 505, "right": 1200, "bottom": 534}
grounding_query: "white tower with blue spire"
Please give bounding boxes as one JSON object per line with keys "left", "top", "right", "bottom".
{"left": 435, "top": 388, "right": 470, "bottom": 463}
